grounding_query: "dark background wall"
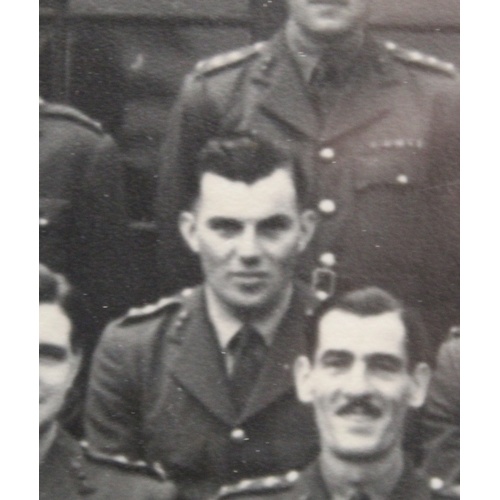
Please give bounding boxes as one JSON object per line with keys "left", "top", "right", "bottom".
{"left": 40, "top": 0, "right": 459, "bottom": 305}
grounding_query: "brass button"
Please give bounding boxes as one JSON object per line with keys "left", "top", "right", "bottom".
{"left": 396, "top": 174, "right": 409, "bottom": 184}
{"left": 230, "top": 428, "right": 247, "bottom": 443}
{"left": 319, "top": 147, "right": 335, "bottom": 161}
{"left": 318, "top": 199, "right": 336, "bottom": 214}
{"left": 319, "top": 252, "right": 336, "bottom": 267}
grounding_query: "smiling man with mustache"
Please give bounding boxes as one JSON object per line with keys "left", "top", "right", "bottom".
{"left": 216, "top": 287, "right": 454, "bottom": 499}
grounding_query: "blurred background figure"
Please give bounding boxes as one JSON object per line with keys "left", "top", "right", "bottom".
{"left": 40, "top": 98, "right": 129, "bottom": 333}
{"left": 39, "top": 264, "right": 177, "bottom": 499}
{"left": 421, "top": 331, "right": 460, "bottom": 495}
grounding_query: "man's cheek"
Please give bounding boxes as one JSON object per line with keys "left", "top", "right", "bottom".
{"left": 40, "top": 368, "right": 70, "bottom": 386}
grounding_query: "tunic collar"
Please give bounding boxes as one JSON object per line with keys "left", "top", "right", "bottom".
{"left": 204, "top": 284, "right": 293, "bottom": 350}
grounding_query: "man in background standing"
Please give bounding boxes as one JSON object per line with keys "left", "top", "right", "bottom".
{"left": 156, "top": 0, "right": 459, "bottom": 349}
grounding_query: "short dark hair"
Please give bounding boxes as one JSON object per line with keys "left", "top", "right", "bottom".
{"left": 306, "top": 287, "right": 433, "bottom": 369}
{"left": 39, "top": 264, "right": 93, "bottom": 353}
{"left": 186, "top": 135, "right": 309, "bottom": 207}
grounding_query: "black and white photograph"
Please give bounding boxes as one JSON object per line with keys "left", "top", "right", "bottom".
{"left": 38, "top": 1, "right": 459, "bottom": 498}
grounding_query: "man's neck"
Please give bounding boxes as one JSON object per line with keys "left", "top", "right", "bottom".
{"left": 39, "top": 422, "right": 58, "bottom": 463}
{"left": 319, "top": 446, "right": 404, "bottom": 499}
{"left": 205, "top": 284, "right": 294, "bottom": 347}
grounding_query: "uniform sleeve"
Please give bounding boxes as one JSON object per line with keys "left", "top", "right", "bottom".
{"left": 155, "top": 72, "right": 215, "bottom": 293}
{"left": 74, "top": 134, "right": 130, "bottom": 327}
{"left": 421, "top": 338, "right": 460, "bottom": 483}
{"left": 422, "top": 87, "right": 460, "bottom": 343}
{"left": 85, "top": 321, "right": 144, "bottom": 460}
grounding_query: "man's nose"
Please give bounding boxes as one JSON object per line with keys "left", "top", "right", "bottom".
{"left": 236, "top": 228, "right": 261, "bottom": 261}
{"left": 343, "top": 363, "right": 371, "bottom": 396}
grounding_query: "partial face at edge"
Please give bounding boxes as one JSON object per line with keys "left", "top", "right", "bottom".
{"left": 294, "top": 310, "right": 430, "bottom": 460}
{"left": 39, "top": 304, "right": 80, "bottom": 431}
{"left": 287, "top": 0, "right": 371, "bottom": 38}
{"left": 179, "top": 168, "right": 316, "bottom": 315}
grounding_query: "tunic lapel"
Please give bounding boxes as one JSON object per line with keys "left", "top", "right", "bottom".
{"left": 295, "top": 461, "right": 331, "bottom": 500}
{"left": 256, "top": 34, "right": 320, "bottom": 139}
{"left": 169, "top": 289, "right": 237, "bottom": 426}
{"left": 239, "top": 285, "right": 315, "bottom": 423}
{"left": 320, "top": 40, "right": 402, "bottom": 142}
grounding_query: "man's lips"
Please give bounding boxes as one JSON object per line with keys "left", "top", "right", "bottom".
{"left": 231, "top": 272, "right": 269, "bottom": 279}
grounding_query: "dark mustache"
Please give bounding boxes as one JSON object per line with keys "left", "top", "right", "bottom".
{"left": 337, "top": 396, "right": 382, "bottom": 418}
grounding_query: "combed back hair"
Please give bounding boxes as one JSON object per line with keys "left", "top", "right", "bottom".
{"left": 186, "top": 135, "right": 310, "bottom": 207}
{"left": 39, "top": 264, "right": 93, "bottom": 353}
{"left": 306, "top": 286, "right": 433, "bottom": 369}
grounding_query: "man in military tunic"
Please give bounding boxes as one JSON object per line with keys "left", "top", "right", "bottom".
{"left": 156, "top": 0, "right": 459, "bottom": 349}
{"left": 39, "top": 264, "right": 176, "bottom": 499}
{"left": 216, "top": 287, "right": 458, "bottom": 499}
{"left": 86, "top": 137, "right": 320, "bottom": 499}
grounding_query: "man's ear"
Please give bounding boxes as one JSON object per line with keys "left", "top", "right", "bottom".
{"left": 67, "top": 351, "right": 82, "bottom": 389}
{"left": 179, "top": 211, "right": 200, "bottom": 254}
{"left": 408, "top": 362, "right": 432, "bottom": 408}
{"left": 294, "top": 355, "right": 314, "bottom": 404}
{"left": 298, "top": 209, "right": 317, "bottom": 253}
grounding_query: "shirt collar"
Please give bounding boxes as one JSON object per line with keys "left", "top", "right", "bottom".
{"left": 285, "top": 20, "right": 367, "bottom": 84}
{"left": 285, "top": 21, "right": 320, "bottom": 83}
{"left": 205, "top": 285, "right": 294, "bottom": 350}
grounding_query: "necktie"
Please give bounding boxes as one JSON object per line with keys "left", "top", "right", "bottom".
{"left": 229, "top": 324, "right": 267, "bottom": 412}
{"left": 309, "top": 59, "right": 341, "bottom": 124}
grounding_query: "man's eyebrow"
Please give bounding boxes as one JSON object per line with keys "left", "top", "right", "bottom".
{"left": 367, "top": 353, "right": 404, "bottom": 368}
{"left": 319, "top": 349, "right": 352, "bottom": 361}
{"left": 39, "top": 344, "right": 68, "bottom": 360}
{"left": 258, "top": 214, "right": 293, "bottom": 227}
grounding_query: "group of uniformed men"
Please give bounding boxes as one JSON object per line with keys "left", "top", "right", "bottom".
{"left": 40, "top": 1, "right": 459, "bottom": 499}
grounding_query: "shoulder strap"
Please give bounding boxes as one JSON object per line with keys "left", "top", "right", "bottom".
{"left": 40, "top": 100, "right": 104, "bottom": 134}
{"left": 218, "top": 470, "right": 300, "bottom": 497}
{"left": 384, "top": 40, "right": 457, "bottom": 77}
{"left": 80, "top": 441, "right": 167, "bottom": 480}
{"left": 194, "top": 41, "right": 266, "bottom": 75}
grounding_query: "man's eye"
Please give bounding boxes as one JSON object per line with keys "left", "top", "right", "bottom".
{"left": 322, "top": 353, "right": 352, "bottom": 369}
{"left": 369, "top": 356, "right": 403, "bottom": 373}
{"left": 208, "top": 219, "right": 242, "bottom": 236}
{"left": 39, "top": 345, "right": 67, "bottom": 363}
{"left": 258, "top": 216, "right": 292, "bottom": 235}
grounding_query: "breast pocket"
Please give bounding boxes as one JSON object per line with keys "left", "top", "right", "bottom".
{"left": 347, "top": 144, "right": 431, "bottom": 273}
{"left": 354, "top": 143, "right": 428, "bottom": 191}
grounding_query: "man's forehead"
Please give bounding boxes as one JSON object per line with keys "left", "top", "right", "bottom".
{"left": 197, "top": 169, "right": 298, "bottom": 216}
{"left": 39, "top": 303, "right": 72, "bottom": 348}
{"left": 316, "top": 310, "right": 407, "bottom": 356}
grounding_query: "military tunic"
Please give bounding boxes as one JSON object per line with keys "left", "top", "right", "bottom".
{"left": 40, "top": 99, "right": 129, "bottom": 330}
{"left": 39, "top": 428, "right": 176, "bottom": 499}
{"left": 85, "top": 284, "right": 319, "bottom": 499}
{"left": 421, "top": 333, "right": 460, "bottom": 489}
{"left": 156, "top": 31, "right": 459, "bottom": 347}
{"left": 215, "top": 459, "right": 459, "bottom": 499}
